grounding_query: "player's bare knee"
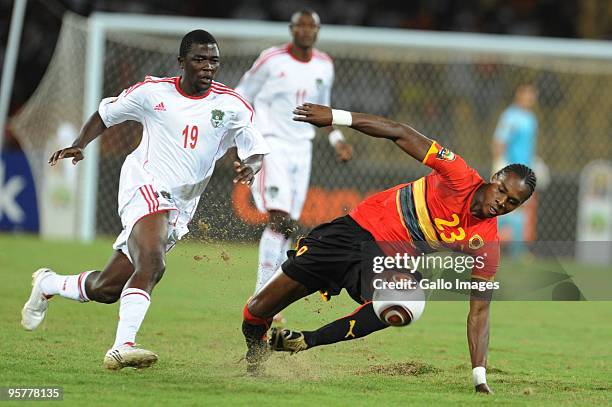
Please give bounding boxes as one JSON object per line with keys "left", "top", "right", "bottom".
{"left": 152, "top": 262, "right": 166, "bottom": 284}
{"left": 135, "top": 251, "right": 166, "bottom": 284}
{"left": 89, "top": 279, "right": 121, "bottom": 304}
{"left": 97, "top": 288, "right": 122, "bottom": 304}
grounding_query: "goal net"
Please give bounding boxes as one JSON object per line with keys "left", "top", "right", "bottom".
{"left": 10, "top": 12, "right": 612, "bottom": 243}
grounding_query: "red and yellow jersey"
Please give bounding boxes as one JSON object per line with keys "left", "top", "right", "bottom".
{"left": 350, "top": 141, "right": 500, "bottom": 280}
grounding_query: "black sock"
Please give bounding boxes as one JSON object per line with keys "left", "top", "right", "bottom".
{"left": 242, "top": 321, "right": 268, "bottom": 346}
{"left": 302, "top": 302, "right": 388, "bottom": 348}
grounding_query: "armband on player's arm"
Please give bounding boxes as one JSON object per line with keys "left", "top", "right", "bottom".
{"left": 419, "top": 140, "right": 481, "bottom": 191}
{"left": 331, "top": 109, "right": 352, "bottom": 126}
{"left": 420, "top": 141, "right": 457, "bottom": 166}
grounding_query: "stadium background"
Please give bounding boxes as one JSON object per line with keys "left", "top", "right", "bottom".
{"left": 2, "top": 2, "right": 612, "bottom": 405}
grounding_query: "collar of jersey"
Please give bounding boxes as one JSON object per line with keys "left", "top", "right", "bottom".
{"left": 174, "top": 77, "right": 212, "bottom": 100}
{"left": 287, "top": 43, "right": 313, "bottom": 64}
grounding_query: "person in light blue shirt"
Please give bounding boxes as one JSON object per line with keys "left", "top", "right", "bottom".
{"left": 492, "top": 84, "right": 538, "bottom": 257}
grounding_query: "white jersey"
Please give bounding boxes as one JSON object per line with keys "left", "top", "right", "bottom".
{"left": 98, "top": 76, "right": 269, "bottom": 228}
{"left": 235, "top": 44, "right": 334, "bottom": 142}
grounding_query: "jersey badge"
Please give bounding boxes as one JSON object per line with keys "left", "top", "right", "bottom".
{"left": 436, "top": 147, "right": 456, "bottom": 162}
{"left": 211, "top": 109, "right": 225, "bottom": 128}
{"left": 468, "top": 234, "right": 484, "bottom": 250}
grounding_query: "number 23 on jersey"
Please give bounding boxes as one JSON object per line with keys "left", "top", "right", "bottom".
{"left": 434, "top": 213, "right": 466, "bottom": 243}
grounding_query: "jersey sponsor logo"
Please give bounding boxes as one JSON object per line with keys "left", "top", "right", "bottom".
{"left": 160, "top": 191, "right": 172, "bottom": 200}
{"left": 153, "top": 101, "right": 166, "bottom": 111}
{"left": 210, "top": 109, "right": 225, "bottom": 128}
{"left": 436, "top": 147, "right": 456, "bottom": 161}
{"left": 468, "top": 234, "right": 485, "bottom": 250}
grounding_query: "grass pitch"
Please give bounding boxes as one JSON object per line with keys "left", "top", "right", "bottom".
{"left": 1, "top": 234, "right": 611, "bottom": 406}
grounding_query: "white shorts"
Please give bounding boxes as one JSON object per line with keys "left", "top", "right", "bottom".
{"left": 250, "top": 137, "right": 312, "bottom": 220}
{"left": 112, "top": 184, "right": 181, "bottom": 263}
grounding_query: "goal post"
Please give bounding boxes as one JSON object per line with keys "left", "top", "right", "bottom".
{"left": 80, "top": 16, "right": 105, "bottom": 242}
{"left": 11, "top": 12, "right": 612, "bottom": 243}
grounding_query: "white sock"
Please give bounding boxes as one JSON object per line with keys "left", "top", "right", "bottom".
{"left": 40, "top": 271, "right": 94, "bottom": 302}
{"left": 112, "top": 288, "right": 151, "bottom": 349}
{"left": 255, "top": 227, "right": 288, "bottom": 292}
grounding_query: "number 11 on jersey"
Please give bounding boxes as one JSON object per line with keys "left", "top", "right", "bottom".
{"left": 182, "top": 125, "right": 198, "bottom": 149}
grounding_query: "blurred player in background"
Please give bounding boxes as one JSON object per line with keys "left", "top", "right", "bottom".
{"left": 242, "top": 103, "right": 536, "bottom": 394}
{"left": 235, "top": 9, "right": 353, "bottom": 321}
{"left": 21, "top": 30, "right": 268, "bottom": 370}
{"left": 492, "top": 84, "right": 538, "bottom": 257}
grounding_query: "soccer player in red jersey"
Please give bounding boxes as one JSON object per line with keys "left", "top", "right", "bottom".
{"left": 241, "top": 103, "right": 536, "bottom": 394}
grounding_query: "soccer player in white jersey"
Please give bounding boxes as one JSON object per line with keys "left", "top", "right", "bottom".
{"left": 20, "top": 30, "right": 269, "bottom": 370}
{"left": 236, "top": 9, "right": 353, "bottom": 314}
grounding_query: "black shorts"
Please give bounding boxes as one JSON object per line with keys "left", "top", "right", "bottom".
{"left": 281, "top": 215, "right": 382, "bottom": 303}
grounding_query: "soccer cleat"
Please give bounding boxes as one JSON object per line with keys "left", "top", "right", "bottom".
{"left": 268, "top": 328, "right": 308, "bottom": 354}
{"left": 103, "top": 344, "right": 158, "bottom": 370}
{"left": 21, "top": 268, "right": 55, "bottom": 331}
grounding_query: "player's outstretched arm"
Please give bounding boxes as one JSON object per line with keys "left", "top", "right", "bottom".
{"left": 49, "top": 112, "right": 107, "bottom": 166}
{"left": 467, "top": 294, "right": 494, "bottom": 394}
{"left": 233, "top": 154, "right": 264, "bottom": 186}
{"left": 293, "top": 103, "right": 431, "bottom": 163}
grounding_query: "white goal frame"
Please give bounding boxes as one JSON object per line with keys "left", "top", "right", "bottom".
{"left": 80, "top": 12, "right": 612, "bottom": 242}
